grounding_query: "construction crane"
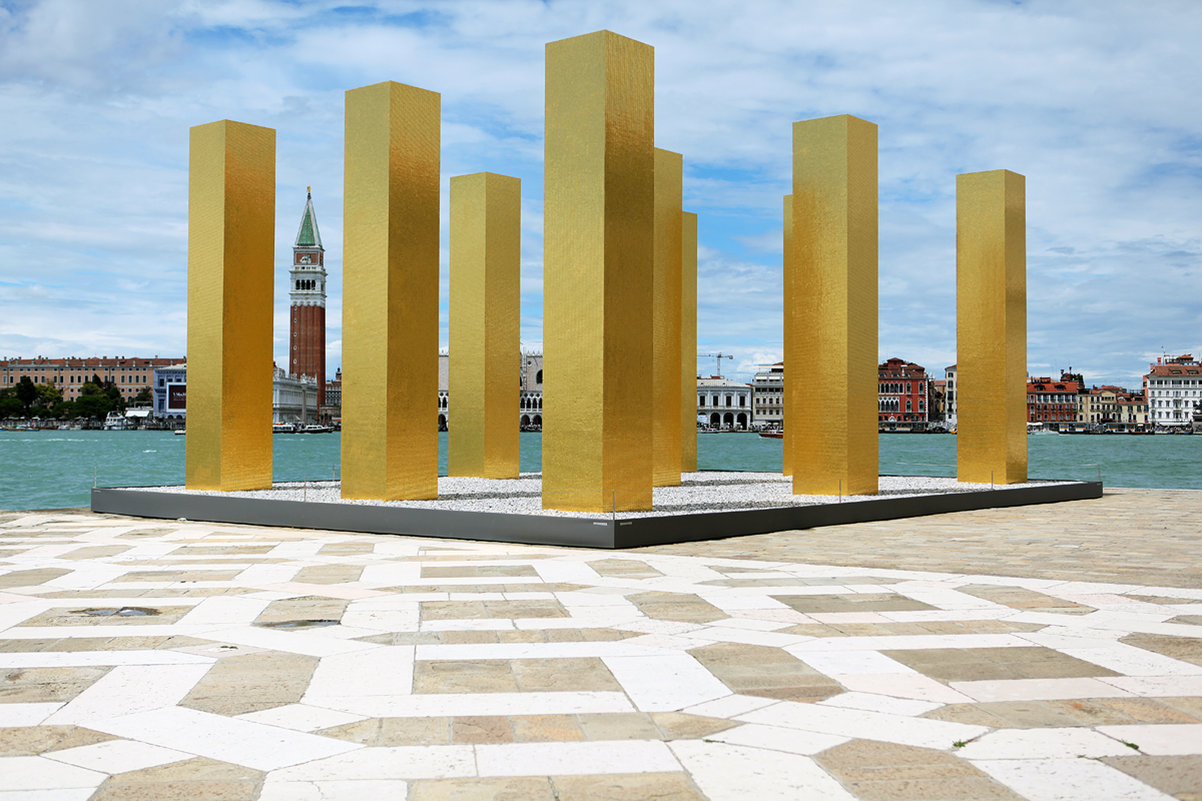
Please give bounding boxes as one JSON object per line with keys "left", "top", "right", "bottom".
{"left": 699, "top": 353, "right": 733, "bottom": 378}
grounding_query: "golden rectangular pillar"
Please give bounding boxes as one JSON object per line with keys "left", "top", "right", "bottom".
{"left": 782, "top": 194, "right": 793, "bottom": 477}
{"left": 341, "top": 81, "right": 440, "bottom": 500}
{"left": 448, "top": 172, "right": 521, "bottom": 479}
{"left": 680, "top": 210, "right": 698, "bottom": 473}
{"left": 185, "top": 120, "right": 274, "bottom": 491}
{"left": 790, "top": 115, "right": 878, "bottom": 496}
{"left": 653, "top": 148, "right": 683, "bottom": 486}
{"left": 543, "top": 30, "right": 654, "bottom": 512}
{"left": 956, "top": 169, "right": 1027, "bottom": 484}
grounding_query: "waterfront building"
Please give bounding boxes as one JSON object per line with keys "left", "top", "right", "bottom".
{"left": 1027, "top": 375, "right": 1081, "bottom": 429}
{"left": 878, "top": 358, "right": 929, "bottom": 429}
{"left": 701, "top": 376, "right": 753, "bottom": 429}
{"left": 272, "top": 366, "right": 318, "bottom": 425}
{"left": 321, "top": 368, "right": 341, "bottom": 425}
{"left": 1145, "top": 354, "right": 1202, "bottom": 429}
{"left": 750, "top": 363, "right": 783, "bottom": 429}
{"left": 152, "top": 364, "right": 187, "bottom": 420}
{"left": 944, "top": 365, "right": 958, "bottom": 429}
{"left": 435, "top": 351, "right": 544, "bottom": 430}
{"left": 1, "top": 356, "right": 181, "bottom": 401}
{"left": 930, "top": 379, "right": 947, "bottom": 424}
{"left": 288, "top": 190, "right": 327, "bottom": 409}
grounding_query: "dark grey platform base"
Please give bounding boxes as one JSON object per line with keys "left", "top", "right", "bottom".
{"left": 91, "top": 479, "right": 1103, "bottom": 550}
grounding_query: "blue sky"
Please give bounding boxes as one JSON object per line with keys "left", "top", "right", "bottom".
{"left": 0, "top": 0, "right": 1198, "bottom": 388}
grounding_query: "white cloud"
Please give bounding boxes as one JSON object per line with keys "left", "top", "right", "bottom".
{"left": 1, "top": 0, "right": 1199, "bottom": 390}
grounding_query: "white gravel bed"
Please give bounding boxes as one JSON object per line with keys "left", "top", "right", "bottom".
{"left": 136, "top": 472, "right": 1067, "bottom": 519}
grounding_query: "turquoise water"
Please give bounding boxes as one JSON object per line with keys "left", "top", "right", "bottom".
{"left": 1, "top": 430, "right": 1198, "bottom": 510}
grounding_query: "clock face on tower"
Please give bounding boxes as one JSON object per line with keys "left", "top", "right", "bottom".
{"left": 299, "top": 254, "right": 312, "bottom": 264}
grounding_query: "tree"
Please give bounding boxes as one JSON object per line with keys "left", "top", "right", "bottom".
{"left": 34, "top": 383, "right": 63, "bottom": 410}
{"left": 133, "top": 387, "right": 152, "bottom": 405}
{"left": 15, "top": 376, "right": 37, "bottom": 412}
{"left": 0, "top": 389, "right": 21, "bottom": 419}
{"left": 73, "top": 392, "right": 110, "bottom": 419}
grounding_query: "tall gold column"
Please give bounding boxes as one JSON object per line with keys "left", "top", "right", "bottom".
{"left": 543, "top": 30, "right": 654, "bottom": 512}
{"left": 956, "top": 169, "right": 1027, "bottom": 484}
{"left": 680, "top": 210, "right": 698, "bottom": 473}
{"left": 782, "top": 194, "right": 793, "bottom": 477}
{"left": 790, "top": 115, "right": 878, "bottom": 496}
{"left": 185, "top": 120, "right": 274, "bottom": 491}
{"left": 341, "top": 81, "right": 440, "bottom": 500}
{"left": 653, "top": 148, "right": 683, "bottom": 486}
{"left": 448, "top": 172, "right": 521, "bottom": 479}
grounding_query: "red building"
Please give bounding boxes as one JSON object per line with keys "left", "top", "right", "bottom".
{"left": 878, "top": 358, "right": 929, "bottom": 427}
{"left": 288, "top": 190, "right": 326, "bottom": 409}
{"left": 1027, "top": 376, "right": 1081, "bottom": 427}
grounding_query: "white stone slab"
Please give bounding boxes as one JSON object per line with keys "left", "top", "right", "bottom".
{"left": 236, "top": 704, "right": 367, "bottom": 733}
{"left": 971, "top": 757, "right": 1175, "bottom": 801}
{"left": 91, "top": 706, "right": 361, "bottom": 771}
{"left": 304, "top": 646, "right": 414, "bottom": 702}
{"left": 951, "top": 677, "right": 1132, "bottom": 702}
{"left": 175, "top": 596, "right": 272, "bottom": 626}
{"left": 415, "top": 641, "right": 666, "bottom": 661}
{"left": 46, "top": 739, "right": 191, "bottom": 773}
{"left": 1098, "top": 724, "right": 1202, "bottom": 755}
{"left": 259, "top": 779, "right": 409, "bottom": 801}
{"left": 738, "top": 699, "right": 988, "bottom": 749}
{"left": 45, "top": 662, "right": 214, "bottom": 725}
{"left": 710, "top": 722, "right": 849, "bottom": 755}
{"left": 0, "top": 756, "right": 105, "bottom": 792}
{"left": 269, "top": 745, "right": 474, "bottom": 780}
{"left": 835, "top": 673, "right": 975, "bottom": 704}
{"left": 957, "top": 727, "right": 1134, "bottom": 759}
{"left": 790, "top": 633, "right": 1032, "bottom": 652}
{"left": 1099, "top": 675, "right": 1202, "bottom": 697}
{"left": 476, "top": 740, "right": 678, "bottom": 776}
{"left": 1060, "top": 644, "right": 1202, "bottom": 677}
{"left": 0, "top": 702, "right": 64, "bottom": 727}
{"left": 795, "top": 650, "right": 917, "bottom": 676}
{"left": 601, "top": 653, "right": 731, "bottom": 712}
{"left": 670, "top": 740, "right": 857, "bottom": 801}
{"left": 818, "top": 692, "right": 943, "bottom": 717}
{"left": 682, "top": 694, "right": 778, "bottom": 719}
{"left": 686, "top": 626, "right": 810, "bottom": 648}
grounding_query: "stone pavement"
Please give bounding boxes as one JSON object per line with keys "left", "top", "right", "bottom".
{"left": 0, "top": 488, "right": 1199, "bottom": 800}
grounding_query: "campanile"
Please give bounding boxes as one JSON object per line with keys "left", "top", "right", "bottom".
{"left": 289, "top": 188, "right": 326, "bottom": 409}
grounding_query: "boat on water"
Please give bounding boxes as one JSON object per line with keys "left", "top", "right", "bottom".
{"left": 272, "top": 422, "right": 298, "bottom": 434}
{"left": 173, "top": 429, "right": 186, "bottom": 436}
{"left": 300, "top": 424, "right": 332, "bottom": 434}
{"left": 1027, "top": 422, "right": 1057, "bottom": 435}
{"left": 103, "top": 411, "right": 131, "bottom": 431}
{"left": 758, "top": 430, "right": 783, "bottom": 439}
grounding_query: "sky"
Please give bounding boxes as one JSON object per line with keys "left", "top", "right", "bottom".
{"left": 0, "top": 0, "right": 1198, "bottom": 389}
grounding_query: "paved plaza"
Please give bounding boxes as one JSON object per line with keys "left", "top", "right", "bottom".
{"left": 1, "top": 488, "right": 1200, "bottom": 800}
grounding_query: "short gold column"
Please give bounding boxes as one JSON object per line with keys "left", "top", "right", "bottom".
{"left": 543, "top": 30, "right": 654, "bottom": 512}
{"left": 956, "top": 169, "right": 1027, "bottom": 484}
{"left": 653, "top": 148, "right": 683, "bottom": 486}
{"left": 448, "top": 172, "right": 521, "bottom": 479}
{"left": 185, "top": 120, "right": 274, "bottom": 491}
{"left": 680, "top": 210, "right": 698, "bottom": 473}
{"left": 782, "top": 194, "right": 793, "bottom": 477}
{"left": 341, "top": 81, "right": 440, "bottom": 500}
{"left": 790, "top": 115, "right": 878, "bottom": 496}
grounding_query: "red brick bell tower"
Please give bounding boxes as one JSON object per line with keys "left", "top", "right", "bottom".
{"left": 289, "top": 188, "right": 326, "bottom": 409}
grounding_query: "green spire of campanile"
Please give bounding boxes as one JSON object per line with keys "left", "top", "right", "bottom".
{"left": 294, "top": 187, "right": 323, "bottom": 249}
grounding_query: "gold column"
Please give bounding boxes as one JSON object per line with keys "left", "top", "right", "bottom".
{"left": 680, "top": 210, "right": 698, "bottom": 473}
{"left": 790, "top": 115, "right": 878, "bottom": 496}
{"left": 448, "top": 172, "right": 521, "bottom": 479}
{"left": 782, "top": 194, "right": 793, "bottom": 477}
{"left": 341, "top": 81, "right": 440, "bottom": 500}
{"left": 543, "top": 30, "right": 654, "bottom": 512}
{"left": 956, "top": 169, "right": 1027, "bottom": 484}
{"left": 653, "top": 148, "right": 683, "bottom": 486}
{"left": 185, "top": 120, "right": 274, "bottom": 491}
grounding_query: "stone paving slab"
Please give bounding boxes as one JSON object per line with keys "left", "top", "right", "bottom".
{"left": 1, "top": 490, "right": 1200, "bottom": 800}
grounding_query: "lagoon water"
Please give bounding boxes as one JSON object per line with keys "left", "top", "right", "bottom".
{"left": 1, "top": 429, "right": 1198, "bottom": 511}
